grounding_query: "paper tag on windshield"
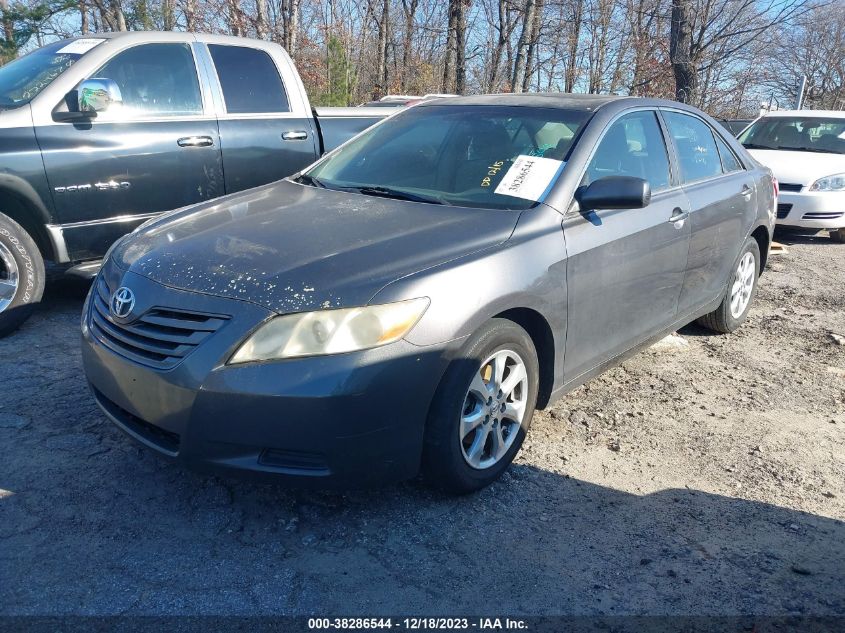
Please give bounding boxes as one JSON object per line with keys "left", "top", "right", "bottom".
{"left": 57, "top": 38, "right": 105, "bottom": 55}
{"left": 494, "top": 155, "right": 565, "bottom": 201}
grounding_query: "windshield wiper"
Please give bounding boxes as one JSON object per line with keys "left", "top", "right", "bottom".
{"left": 351, "top": 186, "right": 450, "bottom": 206}
{"left": 293, "top": 173, "right": 328, "bottom": 188}
{"left": 742, "top": 143, "right": 774, "bottom": 150}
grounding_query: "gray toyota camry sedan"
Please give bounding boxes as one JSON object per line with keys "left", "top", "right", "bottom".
{"left": 82, "top": 94, "right": 776, "bottom": 493}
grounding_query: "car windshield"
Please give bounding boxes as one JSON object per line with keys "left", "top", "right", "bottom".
{"left": 739, "top": 116, "right": 845, "bottom": 155}
{"left": 301, "top": 104, "right": 590, "bottom": 210}
{"left": 0, "top": 39, "right": 99, "bottom": 109}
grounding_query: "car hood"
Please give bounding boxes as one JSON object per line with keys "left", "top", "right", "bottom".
{"left": 113, "top": 180, "right": 521, "bottom": 314}
{"left": 748, "top": 149, "right": 845, "bottom": 186}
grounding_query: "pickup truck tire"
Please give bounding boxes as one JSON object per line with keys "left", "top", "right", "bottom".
{"left": 422, "top": 319, "right": 539, "bottom": 494}
{"left": 697, "top": 236, "right": 760, "bottom": 334}
{"left": 831, "top": 228, "right": 845, "bottom": 243}
{"left": 0, "top": 212, "right": 45, "bottom": 337}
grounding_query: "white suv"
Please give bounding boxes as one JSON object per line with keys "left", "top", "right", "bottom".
{"left": 739, "top": 110, "right": 845, "bottom": 242}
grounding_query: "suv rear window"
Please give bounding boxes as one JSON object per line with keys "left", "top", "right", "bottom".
{"left": 209, "top": 45, "right": 289, "bottom": 114}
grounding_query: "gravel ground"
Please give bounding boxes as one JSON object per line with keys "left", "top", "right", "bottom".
{"left": 1, "top": 230, "right": 843, "bottom": 617}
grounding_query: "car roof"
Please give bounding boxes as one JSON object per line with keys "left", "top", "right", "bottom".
{"left": 416, "top": 93, "right": 695, "bottom": 114}
{"left": 759, "top": 109, "right": 845, "bottom": 119}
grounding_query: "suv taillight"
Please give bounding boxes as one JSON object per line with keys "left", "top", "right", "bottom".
{"left": 772, "top": 176, "right": 779, "bottom": 198}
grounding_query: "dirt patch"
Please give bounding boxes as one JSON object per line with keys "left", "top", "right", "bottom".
{"left": 0, "top": 230, "right": 843, "bottom": 616}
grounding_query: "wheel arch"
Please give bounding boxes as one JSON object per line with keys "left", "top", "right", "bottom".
{"left": 0, "top": 180, "right": 55, "bottom": 262}
{"left": 750, "top": 224, "right": 771, "bottom": 275}
{"left": 492, "top": 307, "right": 556, "bottom": 410}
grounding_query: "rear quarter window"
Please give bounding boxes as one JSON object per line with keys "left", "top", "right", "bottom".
{"left": 209, "top": 45, "right": 289, "bottom": 114}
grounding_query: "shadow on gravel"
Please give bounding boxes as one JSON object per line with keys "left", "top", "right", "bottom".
{"left": 773, "top": 228, "right": 837, "bottom": 247}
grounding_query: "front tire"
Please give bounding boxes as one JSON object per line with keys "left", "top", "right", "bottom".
{"left": 697, "top": 236, "right": 760, "bottom": 334}
{"left": 831, "top": 228, "right": 845, "bottom": 243}
{"left": 422, "top": 319, "right": 539, "bottom": 494}
{"left": 0, "top": 213, "right": 45, "bottom": 337}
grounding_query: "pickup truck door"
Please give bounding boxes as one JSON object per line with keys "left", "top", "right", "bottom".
{"left": 35, "top": 41, "right": 224, "bottom": 262}
{"left": 563, "top": 110, "right": 691, "bottom": 382}
{"left": 203, "top": 43, "right": 320, "bottom": 193}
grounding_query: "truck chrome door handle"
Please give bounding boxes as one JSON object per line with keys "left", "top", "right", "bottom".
{"left": 669, "top": 208, "right": 689, "bottom": 226}
{"left": 177, "top": 136, "right": 214, "bottom": 148}
{"left": 282, "top": 131, "right": 308, "bottom": 141}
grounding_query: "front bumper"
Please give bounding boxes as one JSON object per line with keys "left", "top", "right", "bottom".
{"left": 81, "top": 266, "right": 453, "bottom": 488}
{"left": 776, "top": 190, "right": 845, "bottom": 229}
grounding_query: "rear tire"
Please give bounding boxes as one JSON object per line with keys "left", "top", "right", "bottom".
{"left": 697, "top": 236, "right": 760, "bottom": 334}
{"left": 0, "top": 212, "right": 45, "bottom": 337}
{"left": 422, "top": 319, "right": 539, "bottom": 494}
{"left": 831, "top": 228, "right": 845, "bottom": 243}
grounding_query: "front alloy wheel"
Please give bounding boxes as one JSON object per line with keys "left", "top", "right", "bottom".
{"left": 460, "top": 349, "right": 529, "bottom": 470}
{"left": 423, "top": 319, "right": 539, "bottom": 494}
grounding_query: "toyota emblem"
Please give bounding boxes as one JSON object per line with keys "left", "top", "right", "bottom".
{"left": 110, "top": 287, "right": 136, "bottom": 319}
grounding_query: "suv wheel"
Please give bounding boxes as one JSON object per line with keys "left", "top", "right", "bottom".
{"left": 831, "top": 228, "right": 845, "bottom": 243}
{"left": 422, "top": 319, "right": 539, "bottom": 494}
{"left": 0, "top": 212, "right": 45, "bottom": 337}
{"left": 698, "top": 236, "right": 760, "bottom": 334}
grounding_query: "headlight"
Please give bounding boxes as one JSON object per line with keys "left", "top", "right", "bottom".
{"left": 809, "top": 173, "right": 845, "bottom": 192}
{"left": 229, "top": 298, "right": 429, "bottom": 364}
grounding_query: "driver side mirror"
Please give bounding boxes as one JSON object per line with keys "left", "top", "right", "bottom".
{"left": 578, "top": 176, "right": 651, "bottom": 211}
{"left": 78, "top": 78, "right": 122, "bottom": 114}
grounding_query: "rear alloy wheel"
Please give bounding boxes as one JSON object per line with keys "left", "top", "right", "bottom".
{"left": 697, "top": 236, "right": 760, "bottom": 334}
{"left": 423, "top": 319, "right": 539, "bottom": 494}
{"left": 831, "top": 228, "right": 845, "bottom": 243}
{"left": 0, "top": 212, "right": 45, "bottom": 337}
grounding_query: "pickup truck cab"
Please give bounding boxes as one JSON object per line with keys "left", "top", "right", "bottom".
{"left": 0, "top": 32, "right": 388, "bottom": 335}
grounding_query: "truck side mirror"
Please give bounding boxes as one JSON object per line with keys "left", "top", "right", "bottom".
{"left": 78, "top": 78, "right": 122, "bottom": 114}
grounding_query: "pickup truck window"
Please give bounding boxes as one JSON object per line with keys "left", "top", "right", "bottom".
{"left": 208, "top": 45, "right": 290, "bottom": 114}
{"left": 0, "top": 40, "right": 93, "bottom": 109}
{"left": 94, "top": 43, "right": 202, "bottom": 118}
{"left": 302, "top": 104, "right": 589, "bottom": 211}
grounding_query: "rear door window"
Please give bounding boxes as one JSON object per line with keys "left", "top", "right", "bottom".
{"left": 208, "top": 45, "right": 289, "bottom": 114}
{"left": 714, "top": 134, "right": 743, "bottom": 173}
{"left": 583, "top": 111, "right": 672, "bottom": 191}
{"left": 663, "top": 111, "right": 723, "bottom": 183}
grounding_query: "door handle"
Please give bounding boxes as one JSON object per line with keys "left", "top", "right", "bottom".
{"left": 741, "top": 185, "right": 753, "bottom": 200}
{"left": 668, "top": 208, "right": 689, "bottom": 225}
{"left": 282, "top": 131, "right": 308, "bottom": 141}
{"left": 177, "top": 136, "right": 214, "bottom": 148}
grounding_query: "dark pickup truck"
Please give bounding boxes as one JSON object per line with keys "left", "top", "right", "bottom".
{"left": 0, "top": 32, "right": 388, "bottom": 335}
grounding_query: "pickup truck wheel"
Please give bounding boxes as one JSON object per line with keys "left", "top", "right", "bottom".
{"left": 0, "top": 213, "right": 45, "bottom": 337}
{"left": 831, "top": 228, "right": 845, "bottom": 243}
{"left": 422, "top": 319, "right": 539, "bottom": 494}
{"left": 697, "top": 236, "right": 760, "bottom": 334}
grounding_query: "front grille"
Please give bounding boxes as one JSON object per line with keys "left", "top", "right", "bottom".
{"left": 776, "top": 203, "right": 793, "bottom": 219}
{"left": 90, "top": 275, "right": 229, "bottom": 370}
{"left": 92, "top": 387, "right": 180, "bottom": 455}
{"left": 779, "top": 183, "right": 803, "bottom": 192}
{"left": 803, "top": 212, "right": 844, "bottom": 220}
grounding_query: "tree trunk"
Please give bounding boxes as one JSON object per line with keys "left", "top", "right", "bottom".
{"left": 401, "top": 0, "right": 419, "bottom": 90}
{"left": 564, "top": 0, "right": 583, "bottom": 92}
{"left": 184, "top": 0, "right": 197, "bottom": 31}
{"left": 285, "top": 0, "right": 301, "bottom": 57}
{"left": 670, "top": 0, "right": 696, "bottom": 103}
{"left": 112, "top": 0, "right": 127, "bottom": 31}
{"left": 512, "top": 0, "right": 537, "bottom": 93}
{"left": 375, "top": 0, "right": 389, "bottom": 97}
{"left": 162, "top": 0, "right": 175, "bottom": 30}
{"left": 80, "top": 0, "right": 89, "bottom": 34}
{"left": 442, "top": 0, "right": 458, "bottom": 93}
{"left": 487, "top": 0, "right": 508, "bottom": 91}
{"left": 256, "top": 0, "right": 269, "bottom": 38}
{"left": 521, "top": 0, "right": 543, "bottom": 91}
{"left": 454, "top": 0, "right": 469, "bottom": 94}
